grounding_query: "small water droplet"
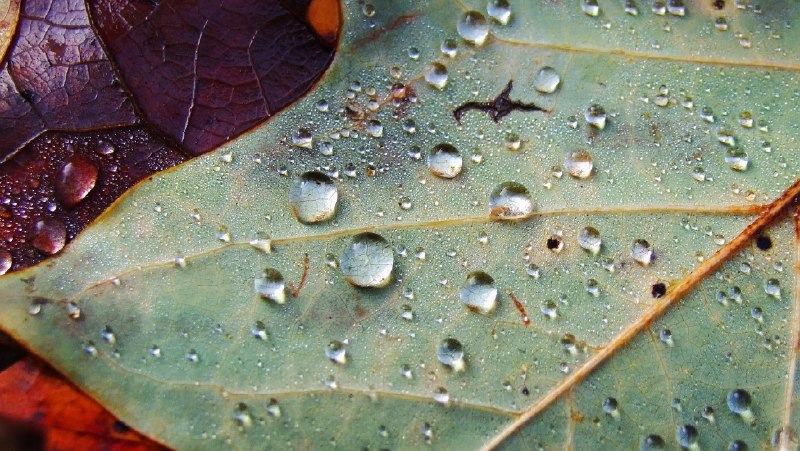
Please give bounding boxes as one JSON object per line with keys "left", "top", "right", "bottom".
{"left": 315, "top": 99, "right": 329, "bottom": 112}
{"left": 652, "top": 1, "right": 666, "bottom": 15}
{"left": 526, "top": 263, "right": 540, "bottom": 279}
{"left": 233, "top": 403, "right": 252, "bottom": 428}
{"left": 55, "top": 156, "right": 98, "bottom": 208}
{"left": 288, "top": 171, "right": 338, "bottom": 224}
{"left": 400, "top": 363, "right": 413, "bottom": 379}
{"left": 603, "top": 397, "right": 620, "bottom": 418}
{"left": 676, "top": 424, "right": 699, "bottom": 449}
{"left": 187, "top": 349, "right": 199, "bottom": 363}
{"left": 400, "top": 304, "right": 414, "bottom": 321}
{"left": 565, "top": 150, "right": 594, "bottom": 179}
{"left": 441, "top": 39, "right": 458, "bottom": 57}
{"left": 700, "top": 107, "right": 715, "bottom": 123}
{"left": 504, "top": 133, "right": 521, "bottom": 151}
{"left": 584, "top": 104, "right": 606, "bottom": 129}
{"left": 487, "top": 0, "right": 511, "bottom": 25}
{"left": 751, "top": 307, "right": 764, "bottom": 323}
{"left": 659, "top": 329, "right": 674, "bottom": 346}
{"left": 433, "top": 387, "right": 450, "bottom": 405}
{"left": 292, "top": 128, "right": 313, "bottom": 148}
{"left": 150, "top": 345, "right": 161, "bottom": 358}
{"left": 582, "top": 0, "right": 600, "bottom": 16}
{"left": 325, "top": 340, "right": 347, "bottom": 364}
{"left": 764, "top": 279, "right": 781, "bottom": 299}
{"left": 437, "top": 338, "right": 465, "bottom": 371}
{"left": 340, "top": 233, "right": 394, "bottom": 287}
{"left": 398, "top": 196, "right": 413, "bottom": 210}
{"left": 457, "top": 11, "right": 490, "bottom": 46}
{"left": 533, "top": 66, "right": 560, "bottom": 93}
{"left": 641, "top": 434, "right": 666, "bottom": 450}
{"left": 725, "top": 149, "right": 749, "bottom": 171}
{"left": 489, "top": 182, "right": 534, "bottom": 220}
{"left": 702, "top": 406, "right": 715, "bottom": 423}
{"left": 66, "top": 302, "right": 81, "bottom": 319}
{"left": 631, "top": 240, "right": 654, "bottom": 266}
{"left": 578, "top": 227, "right": 601, "bottom": 254}
{"left": 254, "top": 268, "right": 286, "bottom": 304}
{"left": 728, "top": 440, "right": 748, "bottom": 451}
{"left": 561, "top": 333, "right": 578, "bottom": 355}
{"left": 541, "top": 300, "right": 558, "bottom": 319}
{"left": 460, "top": 271, "right": 498, "bottom": 315}
{"left": 252, "top": 321, "right": 268, "bottom": 340}
{"left": 625, "top": 0, "right": 639, "bottom": 15}
{"left": 727, "top": 389, "right": 754, "bottom": 423}
{"left": 715, "top": 17, "right": 729, "bottom": 31}
{"left": 428, "top": 143, "right": 462, "bottom": 178}
{"left": 668, "top": 0, "right": 685, "bottom": 16}
{"left": 100, "top": 326, "right": 115, "bottom": 344}
{"left": 585, "top": 279, "right": 600, "bottom": 297}
{"left": 32, "top": 219, "right": 66, "bottom": 255}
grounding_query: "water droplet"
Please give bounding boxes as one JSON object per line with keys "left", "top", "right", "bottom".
{"left": 676, "top": 424, "right": 699, "bottom": 449}
{"left": 526, "top": 263, "right": 541, "bottom": 279}
{"left": 252, "top": 321, "right": 268, "bottom": 340}
{"left": 325, "top": 340, "right": 347, "bottom": 364}
{"left": 541, "top": 300, "right": 558, "bottom": 319}
{"left": 725, "top": 149, "right": 749, "bottom": 171}
{"left": 727, "top": 389, "right": 754, "bottom": 423}
{"left": 578, "top": 227, "right": 601, "bottom": 254}
{"left": 700, "top": 107, "right": 715, "bottom": 123}
{"left": 315, "top": 99, "right": 329, "bottom": 112}
{"left": 659, "top": 329, "right": 674, "bottom": 346}
{"left": 764, "top": 279, "right": 781, "bottom": 299}
{"left": 625, "top": 0, "right": 639, "bottom": 15}
{"left": 292, "top": 128, "right": 313, "bottom": 148}
{"left": 361, "top": 2, "right": 375, "bottom": 17}
{"left": 187, "top": 349, "right": 199, "bottom": 363}
{"left": 460, "top": 271, "right": 498, "bottom": 315}
{"left": 398, "top": 196, "right": 413, "bottom": 210}
{"left": 668, "top": 0, "right": 685, "bottom": 16}
{"left": 738, "top": 112, "right": 753, "bottom": 128}
{"left": 751, "top": 307, "right": 764, "bottom": 323}
{"left": 66, "top": 302, "right": 81, "bottom": 319}
{"left": 340, "top": 233, "right": 394, "bottom": 287}
{"left": 584, "top": 104, "right": 606, "bottom": 129}
{"left": 150, "top": 345, "right": 161, "bottom": 358}
{"left": 504, "top": 133, "right": 521, "bottom": 151}
{"left": 55, "top": 156, "right": 98, "bottom": 208}
{"left": 603, "top": 397, "right": 620, "bottom": 418}
{"left": 585, "top": 279, "right": 600, "bottom": 297}
{"left": 400, "top": 364, "right": 413, "bottom": 379}
{"left": 288, "top": 171, "right": 338, "bottom": 224}
{"left": 489, "top": 182, "right": 534, "bottom": 220}
{"left": 101, "top": 326, "right": 115, "bottom": 344}
{"left": 437, "top": 338, "right": 465, "bottom": 371}
{"left": 641, "top": 434, "right": 666, "bottom": 450}
{"left": 692, "top": 166, "right": 706, "bottom": 182}
{"left": 366, "top": 120, "right": 383, "bottom": 138}
{"left": 715, "top": 17, "right": 729, "bottom": 31}
{"left": 457, "top": 11, "right": 490, "bottom": 46}
{"left": 487, "top": 0, "right": 511, "bottom": 25}
{"left": 441, "top": 39, "right": 458, "bottom": 57}
{"left": 318, "top": 141, "right": 334, "bottom": 156}
{"left": 0, "top": 249, "right": 11, "bottom": 275}
{"left": 702, "top": 406, "right": 715, "bottom": 423}
{"left": 233, "top": 403, "right": 252, "bottom": 428}
{"left": 400, "top": 304, "right": 414, "bottom": 321}
{"left": 718, "top": 130, "right": 736, "bottom": 147}
{"left": 652, "top": 1, "right": 666, "bottom": 15}
{"left": 428, "top": 143, "right": 462, "bottom": 178}
{"left": 532, "top": 66, "right": 561, "bottom": 94}
{"left": 582, "top": 0, "right": 600, "bottom": 16}
{"left": 631, "top": 239, "right": 654, "bottom": 266}
{"left": 561, "top": 333, "right": 578, "bottom": 355}
{"left": 433, "top": 387, "right": 450, "bottom": 405}
{"left": 477, "top": 231, "right": 489, "bottom": 245}
{"left": 728, "top": 440, "right": 748, "bottom": 451}
{"left": 407, "top": 47, "right": 420, "bottom": 60}
{"left": 264, "top": 398, "right": 281, "bottom": 418}
{"left": 32, "top": 219, "right": 66, "bottom": 255}
{"left": 254, "top": 268, "right": 287, "bottom": 304}
{"left": 565, "top": 150, "right": 594, "bottom": 179}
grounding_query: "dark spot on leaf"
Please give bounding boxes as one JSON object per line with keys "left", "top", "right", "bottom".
{"left": 712, "top": 0, "right": 725, "bottom": 9}
{"left": 651, "top": 283, "right": 667, "bottom": 298}
{"left": 546, "top": 237, "right": 562, "bottom": 250}
{"left": 756, "top": 235, "right": 772, "bottom": 251}
{"left": 521, "top": 387, "right": 529, "bottom": 396}
{"left": 112, "top": 420, "right": 131, "bottom": 434}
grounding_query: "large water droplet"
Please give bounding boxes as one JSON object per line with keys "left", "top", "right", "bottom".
{"left": 288, "top": 171, "right": 338, "bottom": 224}
{"left": 578, "top": 227, "right": 601, "bottom": 254}
{"left": 0, "top": 249, "right": 11, "bottom": 275}
{"left": 457, "top": 11, "right": 490, "bottom": 46}
{"left": 533, "top": 67, "right": 561, "bottom": 93}
{"left": 460, "top": 271, "right": 498, "bottom": 314}
{"left": 55, "top": 156, "right": 98, "bottom": 208}
{"left": 489, "top": 182, "right": 534, "bottom": 220}
{"left": 631, "top": 239, "right": 654, "bottom": 266}
{"left": 584, "top": 104, "right": 606, "bottom": 129}
{"left": 32, "top": 219, "right": 66, "bottom": 255}
{"left": 425, "top": 63, "right": 449, "bottom": 90}
{"left": 340, "top": 233, "right": 394, "bottom": 287}
{"left": 437, "top": 338, "right": 465, "bottom": 371}
{"left": 727, "top": 389, "right": 754, "bottom": 423}
{"left": 254, "top": 268, "right": 287, "bottom": 304}
{"left": 676, "top": 424, "right": 699, "bottom": 449}
{"left": 764, "top": 279, "right": 781, "bottom": 299}
{"left": 292, "top": 128, "right": 313, "bottom": 148}
{"left": 428, "top": 143, "right": 462, "bottom": 179}
{"left": 325, "top": 340, "right": 347, "bottom": 364}
{"left": 565, "top": 150, "right": 594, "bottom": 179}
{"left": 487, "top": 0, "right": 511, "bottom": 25}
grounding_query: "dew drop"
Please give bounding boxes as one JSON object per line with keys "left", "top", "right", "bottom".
{"left": 625, "top": 0, "right": 639, "bottom": 15}
{"left": 631, "top": 239, "right": 654, "bottom": 266}
{"left": 659, "top": 329, "right": 674, "bottom": 346}
{"left": 66, "top": 302, "right": 81, "bottom": 319}
{"left": 702, "top": 406, "right": 715, "bottom": 423}
{"left": 584, "top": 104, "right": 607, "bottom": 129}
{"left": 288, "top": 171, "right": 338, "bottom": 224}
{"left": 700, "top": 107, "right": 715, "bottom": 123}
{"left": 578, "top": 227, "right": 601, "bottom": 254}
{"left": 398, "top": 196, "right": 413, "bottom": 210}
{"left": 428, "top": 143, "right": 462, "bottom": 178}
{"left": 641, "top": 434, "right": 666, "bottom": 450}
{"left": 457, "top": 11, "right": 490, "bottom": 46}
{"left": 505, "top": 133, "right": 521, "bottom": 151}
{"left": 487, "top": 0, "right": 511, "bottom": 25}
{"left": 150, "top": 345, "right": 161, "bottom": 358}
{"left": 692, "top": 166, "right": 706, "bottom": 182}
{"left": 582, "top": 0, "right": 600, "bottom": 16}
{"left": 400, "top": 364, "right": 413, "bottom": 379}
{"left": 400, "top": 304, "right": 414, "bottom": 321}
{"left": 739, "top": 112, "right": 753, "bottom": 128}
{"left": 292, "top": 128, "right": 313, "bottom": 148}
{"left": 340, "top": 232, "right": 394, "bottom": 287}
{"left": 764, "top": 279, "right": 781, "bottom": 299}
{"left": 433, "top": 387, "right": 450, "bottom": 405}
{"left": 325, "top": 340, "right": 347, "bottom": 364}
{"left": 676, "top": 424, "right": 699, "bottom": 449}
{"left": 489, "top": 182, "right": 534, "bottom": 220}
{"left": 727, "top": 389, "right": 754, "bottom": 423}
{"left": 728, "top": 440, "right": 748, "bottom": 451}
{"left": 0, "top": 249, "right": 11, "bottom": 275}
{"left": 441, "top": 39, "right": 458, "bottom": 57}
{"left": 460, "top": 271, "right": 498, "bottom": 315}
{"left": 715, "top": 17, "right": 729, "bottom": 31}
{"left": 565, "top": 150, "right": 594, "bottom": 179}
{"left": 437, "top": 338, "right": 465, "bottom": 371}
{"left": 668, "top": 0, "right": 685, "bottom": 16}
{"left": 254, "top": 268, "right": 287, "bottom": 304}
{"left": 318, "top": 141, "right": 334, "bottom": 156}
{"left": 603, "top": 397, "right": 620, "bottom": 418}
{"left": 266, "top": 398, "right": 281, "bottom": 417}
{"left": 425, "top": 63, "right": 449, "bottom": 90}
{"left": 100, "top": 326, "right": 115, "bottom": 344}
{"left": 561, "top": 333, "right": 578, "bottom": 355}
{"left": 585, "top": 279, "right": 600, "bottom": 297}
{"left": 526, "top": 263, "right": 541, "bottom": 279}
{"left": 187, "top": 349, "right": 199, "bottom": 363}
{"left": 233, "top": 403, "right": 252, "bottom": 428}
{"left": 541, "top": 300, "right": 558, "bottom": 319}
{"left": 252, "top": 321, "right": 268, "bottom": 340}
{"left": 32, "top": 219, "right": 66, "bottom": 255}
{"left": 533, "top": 66, "right": 561, "bottom": 93}
{"left": 315, "top": 99, "right": 329, "bottom": 112}
{"left": 652, "top": 1, "right": 666, "bottom": 15}
{"left": 55, "top": 156, "right": 98, "bottom": 208}
{"left": 725, "top": 149, "right": 749, "bottom": 171}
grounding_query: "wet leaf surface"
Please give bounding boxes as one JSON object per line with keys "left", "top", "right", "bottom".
{"left": 1, "top": 0, "right": 800, "bottom": 449}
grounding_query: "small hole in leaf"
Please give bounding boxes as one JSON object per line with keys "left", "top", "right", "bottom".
{"left": 521, "top": 387, "right": 530, "bottom": 396}
{"left": 651, "top": 283, "right": 667, "bottom": 298}
{"left": 755, "top": 235, "right": 772, "bottom": 251}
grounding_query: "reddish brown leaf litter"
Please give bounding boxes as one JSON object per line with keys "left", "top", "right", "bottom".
{"left": 0, "top": 357, "right": 166, "bottom": 451}
{"left": 91, "top": 0, "right": 337, "bottom": 155}
{"left": 0, "top": 127, "right": 185, "bottom": 272}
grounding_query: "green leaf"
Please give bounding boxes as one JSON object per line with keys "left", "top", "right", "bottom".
{"left": 1, "top": 0, "right": 799, "bottom": 449}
